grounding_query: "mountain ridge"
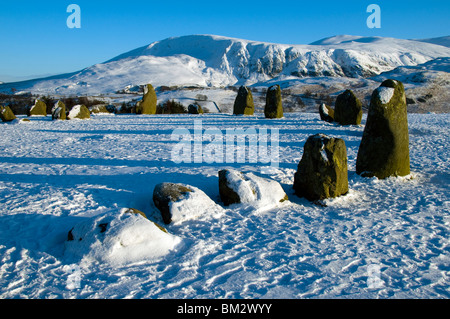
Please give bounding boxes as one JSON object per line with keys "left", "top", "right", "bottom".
{"left": 1, "top": 34, "right": 449, "bottom": 95}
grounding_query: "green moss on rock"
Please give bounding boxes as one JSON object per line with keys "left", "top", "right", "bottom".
{"left": 294, "top": 134, "right": 349, "bottom": 201}
{"left": 356, "top": 79, "right": 410, "bottom": 179}
{"left": 68, "top": 104, "right": 90, "bottom": 120}
{"left": 52, "top": 101, "right": 66, "bottom": 120}
{"left": 0, "top": 105, "right": 17, "bottom": 122}
{"left": 264, "top": 85, "right": 283, "bottom": 119}
{"left": 233, "top": 86, "right": 255, "bottom": 116}
{"left": 334, "top": 89, "right": 362, "bottom": 125}
{"left": 136, "top": 84, "right": 157, "bottom": 115}
{"left": 319, "top": 103, "right": 334, "bottom": 123}
{"left": 28, "top": 99, "right": 47, "bottom": 117}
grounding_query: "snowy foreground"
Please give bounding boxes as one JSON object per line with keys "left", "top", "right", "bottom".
{"left": 0, "top": 112, "right": 448, "bottom": 299}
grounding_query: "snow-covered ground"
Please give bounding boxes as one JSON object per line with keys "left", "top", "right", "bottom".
{"left": 0, "top": 112, "right": 448, "bottom": 299}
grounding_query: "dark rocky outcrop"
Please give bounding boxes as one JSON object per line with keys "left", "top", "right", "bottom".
{"left": 188, "top": 103, "right": 204, "bottom": 114}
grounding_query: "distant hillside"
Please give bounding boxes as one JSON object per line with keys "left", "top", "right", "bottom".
{"left": 1, "top": 34, "right": 449, "bottom": 95}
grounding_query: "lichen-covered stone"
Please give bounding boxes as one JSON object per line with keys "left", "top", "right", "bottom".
{"left": 356, "top": 79, "right": 410, "bottom": 178}
{"left": 334, "top": 90, "right": 362, "bottom": 125}
{"left": 136, "top": 84, "right": 157, "bottom": 115}
{"left": 68, "top": 104, "right": 90, "bottom": 120}
{"left": 294, "top": 134, "right": 348, "bottom": 201}
{"left": 90, "top": 104, "right": 115, "bottom": 114}
{"left": 233, "top": 86, "right": 254, "bottom": 115}
{"left": 319, "top": 103, "right": 334, "bottom": 123}
{"left": 52, "top": 101, "right": 66, "bottom": 120}
{"left": 28, "top": 99, "right": 47, "bottom": 117}
{"left": 264, "top": 85, "right": 283, "bottom": 119}
{"left": 0, "top": 105, "right": 16, "bottom": 122}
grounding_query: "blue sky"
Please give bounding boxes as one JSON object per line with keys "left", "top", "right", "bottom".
{"left": 0, "top": 0, "right": 449, "bottom": 81}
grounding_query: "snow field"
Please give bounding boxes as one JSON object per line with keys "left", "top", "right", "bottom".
{"left": 0, "top": 112, "right": 448, "bottom": 298}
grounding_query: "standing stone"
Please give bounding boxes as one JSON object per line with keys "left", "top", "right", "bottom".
{"left": 28, "top": 99, "right": 47, "bottom": 116}
{"left": 188, "top": 103, "right": 203, "bottom": 114}
{"left": 67, "top": 104, "right": 90, "bottom": 120}
{"left": 356, "top": 79, "right": 410, "bottom": 178}
{"left": 264, "top": 85, "right": 283, "bottom": 119}
{"left": 136, "top": 84, "right": 157, "bottom": 115}
{"left": 294, "top": 134, "right": 348, "bottom": 201}
{"left": 319, "top": 103, "right": 334, "bottom": 123}
{"left": 233, "top": 86, "right": 254, "bottom": 115}
{"left": 0, "top": 105, "right": 16, "bottom": 122}
{"left": 334, "top": 89, "right": 362, "bottom": 125}
{"left": 52, "top": 101, "right": 66, "bottom": 120}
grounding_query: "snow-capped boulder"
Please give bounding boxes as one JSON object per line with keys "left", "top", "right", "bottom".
{"left": 65, "top": 209, "right": 180, "bottom": 266}
{"left": 264, "top": 84, "right": 283, "bottom": 119}
{"left": 68, "top": 104, "right": 90, "bottom": 120}
{"left": 319, "top": 103, "right": 334, "bottom": 123}
{"left": 334, "top": 89, "right": 362, "bottom": 125}
{"left": 51, "top": 101, "right": 66, "bottom": 120}
{"left": 136, "top": 84, "right": 157, "bottom": 115}
{"left": 294, "top": 134, "right": 348, "bottom": 201}
{"left": 356, "top": 79, "right": 410, "bottom": 179}
{"left": 0, "top": 105, "right": 16, "bottom": 122}
{"left": 233, "top": 86, "right": 254, "bottom": 115}
{"left": 218, "top": 169, "right": 288, "bottom": 208}
{"left": 153, "top": 183, "right": 224, "bottom": 225}
{"left": 28, "top": 99, "right": 47, "bottom": 116}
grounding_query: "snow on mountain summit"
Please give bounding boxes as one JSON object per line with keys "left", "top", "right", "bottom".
{"left": 1, "top": 34, "right": 449, "bottom": 95}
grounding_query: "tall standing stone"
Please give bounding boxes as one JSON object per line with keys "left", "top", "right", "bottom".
{"left": 264, "top": 84, "right": 283, "bottom": 119}
{"left": 52, "top": 101, "right": 66, "bottom": 120}
{"left": 28, "top": 99, "right": 47, "bottom": 117}
{"left": 334, "top": 89, "right": 362, "bottom": 125}
{"left": 233, "top": 86, "right": 254, "bottom": 115}
{"left": 319, "top": 103, "right": 334, "bottom": 123}
{"left": 294, "top": 134, "right": 348, "bottom": 201}
{"left": 356, "top": 79, "right": 410, "bottom": 178}
{"left": 136, "top": 84, "right": 157, "bottom": 115}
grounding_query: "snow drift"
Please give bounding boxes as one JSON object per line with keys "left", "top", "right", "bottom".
{"left": 65, "top": 209, "right": 181, "bottom": 266}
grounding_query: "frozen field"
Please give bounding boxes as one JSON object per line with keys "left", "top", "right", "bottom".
{"left": 0, "top": 112, "right": 448, "bottom": 299}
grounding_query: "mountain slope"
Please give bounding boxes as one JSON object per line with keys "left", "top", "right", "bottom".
{"left": 1, "top": 34, "right": 449, "bottom": 95}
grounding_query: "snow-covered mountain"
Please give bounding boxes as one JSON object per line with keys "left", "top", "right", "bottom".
{"left": 1, "top": 34, "right": 449, "bottom": 95}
